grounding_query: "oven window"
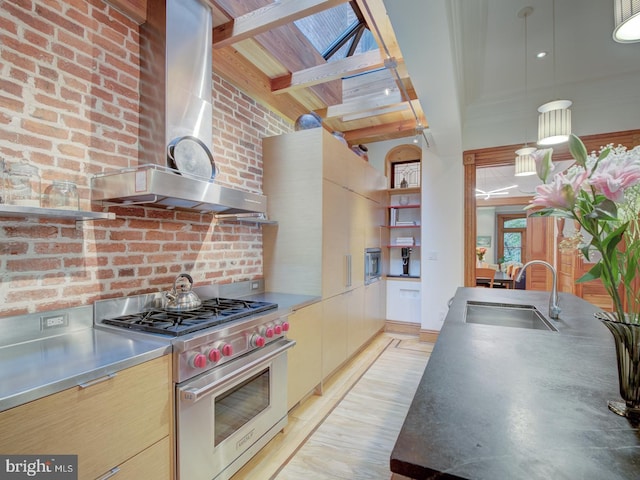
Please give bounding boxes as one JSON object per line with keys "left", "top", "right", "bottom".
{"left": 214, "top": 367, "right": 270, "bottom": 446}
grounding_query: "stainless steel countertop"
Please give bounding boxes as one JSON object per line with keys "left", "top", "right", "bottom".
{"left": 0, "top": 291, "right": 317, "bottom": 413}
{"left": 0, "top": 327, "right": 170, "bottom": 413}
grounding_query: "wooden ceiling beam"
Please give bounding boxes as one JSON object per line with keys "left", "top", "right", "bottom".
{"left": 354, "top": 0, "right": 402, "bottom": 59}
{"left": 270, "top": 49, "right": 388, "bottom": 93}
{"left": 344, "top": 118, "right": 420, "bottom": 144}
{"left": 212, "top": 46, "right": 308, "bottom": 123}
{"left": 212, "top": 0, "right": 348, "bottom": 49}
{"left": 316, "top": 89, "right": 404, "bottom": 118}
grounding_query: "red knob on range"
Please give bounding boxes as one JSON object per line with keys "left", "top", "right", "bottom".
{"left": 221, "top": 343, "right": 233, "bottom": 357}
{"left": 206, "top": 348, "right": 221, "bottom": 363}
{"left": 251, "top": 334, "right": 266, "bottom": 348}
{"left": 274, "top": 324, "right": 283, "bottom": 335}
{"left": 264, "top": 326, "right": 275, "bottom": 338}
{"left": 190, "top": 353, "right": 207, "bottom": 369}
{"left": 281, "top": 321, "right": 290, "bottom": 332}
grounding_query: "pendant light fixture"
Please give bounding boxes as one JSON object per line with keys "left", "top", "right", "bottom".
{"left": 537, "top": 0, "right": 572, "bottom": 146}
{"left": 515, "top": 6, "right": 537, "bottom": 177}
{"left": 613, "top": 0, "right": 640, "bottom": 43}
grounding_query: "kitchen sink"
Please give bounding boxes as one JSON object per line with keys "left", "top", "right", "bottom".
{"left": 465, "top": 301, "right": 558, "bottom": 332}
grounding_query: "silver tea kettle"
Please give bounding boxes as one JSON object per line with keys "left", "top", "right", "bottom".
{"left": 164, "top": 273, "right": 202, "bottom": 312}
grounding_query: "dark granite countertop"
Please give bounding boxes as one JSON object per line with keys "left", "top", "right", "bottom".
{"left": 391, "top": 287, "right": 640, "bottom": 480}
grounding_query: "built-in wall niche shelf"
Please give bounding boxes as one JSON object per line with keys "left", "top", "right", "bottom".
{"left": 387, "top": 186, "right": 420, "bottom": 195}
{"left": 215, "top": 213, "right": 277, "bottom": 226}
{"left": 0, "top": 204, "right": 115, "bottom": 224}
{"left": 388, "top": 205, "right": 420, "bottom": 227}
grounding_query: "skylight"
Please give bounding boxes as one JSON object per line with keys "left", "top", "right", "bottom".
{"left": 294, "top": 2, "right": 377, "bottom": 62}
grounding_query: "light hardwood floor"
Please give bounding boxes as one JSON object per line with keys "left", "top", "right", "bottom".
{"left": 232, "top": 332, "right": 433, "bottom": 480}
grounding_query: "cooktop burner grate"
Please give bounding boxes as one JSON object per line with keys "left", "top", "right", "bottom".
{"left": 101, "top": 298, "right": 277, "bottom": 336}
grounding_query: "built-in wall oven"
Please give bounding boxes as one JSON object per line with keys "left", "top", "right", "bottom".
{"left": 176, "top": 339, "right": 292, "bottom": 480}
{"left": 365, "top": 248, "right": 382, "bottom": 285}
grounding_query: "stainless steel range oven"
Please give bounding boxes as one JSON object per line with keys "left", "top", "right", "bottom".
{"left": 94, "top": 289, "right": 295, "bottom": 480}
{"left": 177, "top": 339, "right": 290, "bottom": 480}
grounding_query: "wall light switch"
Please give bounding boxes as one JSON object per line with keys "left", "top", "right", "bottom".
{"left": 427, "top": 251, "right": 438, "bottom": 261}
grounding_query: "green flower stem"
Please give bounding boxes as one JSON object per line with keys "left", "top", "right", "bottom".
{"left": 578, "top": 215, "right": 626, "bottom": 321}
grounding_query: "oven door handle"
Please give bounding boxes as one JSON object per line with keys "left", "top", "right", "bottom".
{"left": 178, "top": 339, "right": 296, "bottom": 404}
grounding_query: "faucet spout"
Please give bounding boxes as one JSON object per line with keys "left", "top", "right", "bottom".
{"left": 515, "top": 260, "right": 561, "bottom": 319}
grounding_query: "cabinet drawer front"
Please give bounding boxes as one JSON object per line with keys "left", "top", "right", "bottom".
{"left": 97, "top": 436, "right": 172, "bottom": 480}
{"left": 0, "top": 355, "right": 172, "bottom": 480}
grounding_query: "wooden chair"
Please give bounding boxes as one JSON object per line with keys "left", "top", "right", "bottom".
{"left": 506, "top": 264, "right": 514, "bottom": 277}
{"left": 476, "top": 267, "right": 496, "bottom": 288}
{"left": 511, "top": 266, "right": 521, "bottom": 280}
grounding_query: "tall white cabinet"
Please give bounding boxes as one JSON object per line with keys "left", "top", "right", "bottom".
{"left": 263, "top": 129, "right": 386, "bottom": 406}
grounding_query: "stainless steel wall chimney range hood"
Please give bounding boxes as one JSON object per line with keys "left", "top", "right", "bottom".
{"left": 91, "top": 0, "right": 266, "bottom": 215}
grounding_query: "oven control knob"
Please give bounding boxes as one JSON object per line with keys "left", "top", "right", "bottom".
{"left": 190, "top": 353, "right": 207, "bottom": 369}
{"left": 281, "top": 321, "right": 290, "bottom": 332}
{"left": 261, "top": 324, "right": 275, "bottom": 338}
{"left": 250, "top": 334, "right": 266, "bottom": 348}
{"left": 221, "top": 343, "right": 233, "bottom": 357}
{"left": 274, "top": 324, "right": 283, "bottom": 335}
{"left": 206, "top": 348, "right": 221, "bottom": 363}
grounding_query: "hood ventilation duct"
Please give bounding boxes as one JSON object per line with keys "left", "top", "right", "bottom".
{"left": 92, "top": 0, "right": 266, "bottom": 215}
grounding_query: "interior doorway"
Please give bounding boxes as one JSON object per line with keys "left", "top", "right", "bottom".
{"left": 497, "top": 214, "right": 527, "bottom": 265}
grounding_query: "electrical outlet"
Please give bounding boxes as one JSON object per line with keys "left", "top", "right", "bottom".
{"left": 252, "top": 282, "right": 259, "bottom": 290}
{"left": 41, "top": 313, "right": 68, "bottom": 330}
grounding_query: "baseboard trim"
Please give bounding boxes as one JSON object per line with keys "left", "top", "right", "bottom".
{"left": 419, "top": 329, "right": 439, "bottom": 343}
{"left": 385, "top": 320, "right": 420, "bottom": 335}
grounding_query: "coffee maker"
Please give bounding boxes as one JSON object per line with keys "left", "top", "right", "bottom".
{"left": 401, "top": 247, "right": 412, "bottom": 276}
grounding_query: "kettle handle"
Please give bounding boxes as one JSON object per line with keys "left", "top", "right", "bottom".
{"left": 173, "top": 273, "right": 194, "bottom": 292}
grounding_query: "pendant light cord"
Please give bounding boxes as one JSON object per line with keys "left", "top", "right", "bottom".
{"left": 552, "top": 0, "right": 557, "bottom": 100}
{"left": 523, "top": 8, "right": 529, "bottom": 147}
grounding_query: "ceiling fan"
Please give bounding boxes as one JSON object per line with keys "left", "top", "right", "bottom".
{"left": 475, "top": 184, "right": 518, "bottom": 200}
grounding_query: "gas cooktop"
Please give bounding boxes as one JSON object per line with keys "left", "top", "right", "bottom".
{"left": 101, "top": 298, "right": 277, "bottom": 336}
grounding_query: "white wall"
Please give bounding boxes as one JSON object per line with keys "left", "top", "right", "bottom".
{"left": 476, "top": 206, "right": 496, "bottom": 263}
{"left": 420, "top": 145, "right": 464, "bottom": 331}
{"left": 385, "top": 0, "right": 465, "bottom": 332}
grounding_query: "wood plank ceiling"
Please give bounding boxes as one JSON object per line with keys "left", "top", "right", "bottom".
{"left": 208, "top": 0, "right": 428, "bottom": 146}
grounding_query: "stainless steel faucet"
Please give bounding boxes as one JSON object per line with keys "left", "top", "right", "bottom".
{"left": 515, "top": 260, "right": 561, "bottom": 319}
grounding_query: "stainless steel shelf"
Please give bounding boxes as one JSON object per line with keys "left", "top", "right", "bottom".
{"left": 0, "top": 204, "right": 115, "bottom": 222}
{"left": 214, "top": 213, "right": 277, "bottom": 226}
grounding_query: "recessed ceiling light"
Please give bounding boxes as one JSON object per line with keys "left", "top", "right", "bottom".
{"left": 536, "top": 51, "right": 547, "bottom": 58}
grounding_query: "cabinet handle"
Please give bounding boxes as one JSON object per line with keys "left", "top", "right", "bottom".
{"left": 346, "top": 254, "right": 352, "bottom": 287}
{"left": 78, "top": 373, "right": 116, "bottom": 389}
{"left": 96, "top": 467, "right": 120, "bottom": 480}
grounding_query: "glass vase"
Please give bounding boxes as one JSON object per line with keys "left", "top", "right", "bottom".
{"left": 597, "top": 312, "right": 640, "bottom": 419}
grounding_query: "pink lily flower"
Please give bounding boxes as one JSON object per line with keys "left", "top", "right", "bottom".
{"left": 588, "top": 153, "right": 640, "bottom": 203}
{"left": 530, "top": 170, "right": 588, "bottom": 210}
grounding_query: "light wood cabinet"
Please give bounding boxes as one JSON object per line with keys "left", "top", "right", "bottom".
{"left": 263, "top": 129, "right": 387, "bottom": 383}
{"left": 364, "top": 279, "right": 386, "bottom": 339}
{"left": 263, "top": 128, "right": 385, "bottom": 299}
{"left": 287, "top": 302, "right": 323, "bottom": 410}
{"left": 0, "top": 355, "right": 173, "bottom": 480}
{"left": 115, "top": 437, "right": 172, "bottom": 480}
{"left": 322, "top": 179, "right": 350, "bottom": 298}
{"left": 346, "top": 287, "right": 366, "bottom": 358}
{"left": 321, "top": 293, "right": 349, "bottom": 378}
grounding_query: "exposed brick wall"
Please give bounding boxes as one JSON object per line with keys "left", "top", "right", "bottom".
{"left": 0, "top": 0, "right": 292, "bottom": 316}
